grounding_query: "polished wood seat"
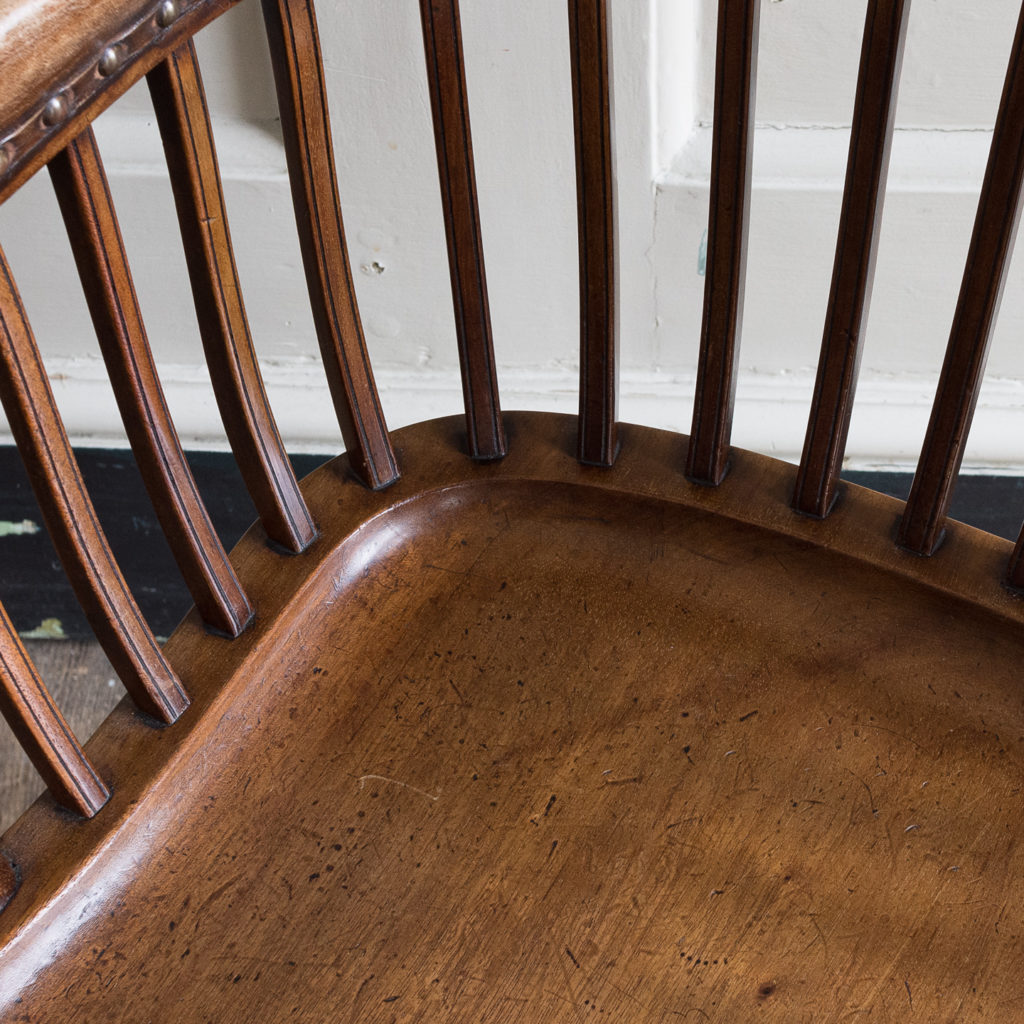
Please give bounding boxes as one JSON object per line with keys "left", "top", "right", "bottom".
{"left": 2, "top": 0, "right": 1024, "bottom": 1019}
{"left": 5, "top": 414, "right": 1024, "bottom": 1020}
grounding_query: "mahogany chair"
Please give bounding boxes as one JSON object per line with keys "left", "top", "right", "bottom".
{"left": 1, "top": 0, "right": 1022, "bottom": 1018}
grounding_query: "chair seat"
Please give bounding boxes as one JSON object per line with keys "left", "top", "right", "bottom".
{"left": 2, "top": 413, "right": 1022, "bottom": 1021}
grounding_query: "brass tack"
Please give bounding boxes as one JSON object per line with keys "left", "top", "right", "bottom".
{"left": 98, "top": 46, "right": 121, "bottom": 77}
{"left": 156, "top": 1, "right": 180, "bottom": 27}
{"left": 41, "top": 95, "right": 69, "bottom": 128}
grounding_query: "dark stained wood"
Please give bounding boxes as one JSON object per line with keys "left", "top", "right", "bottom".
{"left": 1009, "top": 530, "right": 1024, "bottom": 589}
{"left": 0, "top": 244, "right": 187, "bottom": 724}
{"left": 419, "top": 0, "right": 506, "bottom": 462}
{"left": 48, "top": 128, "right": 253, "bottom": 638}
{"left": 5, "top": 0, "right": 1024, "bottom": 1017}
{"left": 686, "top": 0, "right": 760, "bottom": 487}
{"left": 793, "top": 0, "right": 911, "bottom": 518}
{"left": 260, "top": 0, "right": 400, "bottom": 491}
{"left": 0, "top": 0, "right": 242, "bottom": 206}
{"left": 147, "top": 43, "right": 317, "bottom": 554}
{"left": 0, "top": 603, "right": 108, "bottom": 818}
{"left": 898, "top": 5, "right": 1024, "bottom": 557}
{"left": 569, "top": 0, "right": 618, "bottom": 467}
{"left": 2, "top": 413, "right": 1023, "bottom": 1020}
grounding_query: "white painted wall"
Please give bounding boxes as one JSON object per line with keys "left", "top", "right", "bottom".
{"left": 1, "top": 0, "right": 1023, "bottom": 470}
{"left": 668, "top": 0, "right": 1024, "bottom": 470}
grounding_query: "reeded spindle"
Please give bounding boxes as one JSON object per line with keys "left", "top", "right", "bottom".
{"left": 899, "top": 6, "right": 1024, "bottom": 557}
{"left": 147, "top": 42, "right": 317, "bottom": 554}
{"left": 0, "top": 244, "right": 188, "bottom": 724}
{"left": 569, "top": 0, "right": 618, "bottom": 467}
{"left": 0, "top": 601, "right": 109, "bottom": 817}
{"left": 261, "top": 0, "right": 399, "bottom": 491}
{"left": 419, "top": 0, "right": 506, "bottom": 462}
{"left": 48, "top": 127, "right": 253, "bottom": 637}
{"left": 793, "top": 0, "right": 911, "bottom": 518}
{"left": 686, "top": 0, "right": 759, "bottom": 487}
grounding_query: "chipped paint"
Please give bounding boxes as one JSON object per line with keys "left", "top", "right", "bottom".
{"left": 20, "top": 618, "right": 67, "bottom": 640}
{"left": 0, "top": 519, "right": 40, "bottom": 537}
{"left": 698, "top": 228, "right": 707, "bottom": 276}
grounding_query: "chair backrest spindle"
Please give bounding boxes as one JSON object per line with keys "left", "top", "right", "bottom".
{"left": 793, "top": 0, "right": 911, "bottom": 519}
{"left": 260, "top": 0, "right": 399, "bottom": 491}
{"left": 0, "top": 245, "right": 188, "bottom": 725}
{"left": 686, "top": 0, "right": 759, "bottom": 487}
{"left": 419, "top": 0, "right": 507, "bottom": 463}
{"left": 48, "top": 127, "right": 253, "bottom": 638}
{"left": 147, "top": 42, "right": 318, "bottom": 555}
{"left": 0, "top": 603, "right": 109, "bottom": 818}
{"left": 569, "top": 0, "right": 618, "bottom": 468}
{"left": 898, "top": 4, "right": 1024, "bottom": 557}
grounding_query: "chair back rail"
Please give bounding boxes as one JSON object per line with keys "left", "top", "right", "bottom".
{"left": 419, "top": 0, "right": 507, "bottom": 463}
{"left": 793, "top": 0, "right": 911, "bottom": 519}
{"left": 260, "top": 0, "right": 399, "bottom": 492}
{"left": 48, "top": 128, "right": 254, "bottom": 638}
{"left": 899, "top": 3, "right": 1024, "bottom": 559}
{"left": 0, "top": 602, "right": 108, "bottom": 818}
{"left": 0, "top": 0, "right": 240, "bottom": 207}
{"left": 569, "top": 0, "right": 618, "bottom": 468}
{"left": 686, "top": 0, "right": 759, "bottom": 486}
{"left": 147, "top": 42, "right": 317, "bottom": 555}
{"left": 0, "top": 245, "right": 188, "bottom": 725}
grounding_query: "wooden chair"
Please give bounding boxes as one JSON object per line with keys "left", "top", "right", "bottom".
{"left": 1, "top": 0, "right": 1022, "bottom": 1017}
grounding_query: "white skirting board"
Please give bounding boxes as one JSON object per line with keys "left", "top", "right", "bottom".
{"left": 2, "top": 0, "right": 1023, "bottom": 474}
{"left": 4, "top": 358, "right": 1023, "bottom": 474}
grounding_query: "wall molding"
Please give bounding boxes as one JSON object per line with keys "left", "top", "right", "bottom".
{"left": 663, "top": 124, "right": 995, "bottom": 193}
{"left": 3, "top": 357, "right": 1022, "bottom": 473}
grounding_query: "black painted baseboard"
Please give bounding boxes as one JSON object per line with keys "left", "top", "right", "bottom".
{"left": 0, "top": 446, "right": 1021, "bottom": 640}
{"left": 0, "top": 447, "right": 328, "bottom": 640}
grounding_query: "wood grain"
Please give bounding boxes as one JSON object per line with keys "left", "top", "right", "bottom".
{"left": 419, "top": 0, "right": 506, "bottom": 462}
{"left": 0, "top": 243, "right": 187, "bottom": 724}
{"left": 261, "top": 0, "right": 399, "bottom": 491}
{"left": 147, "top": 42, "right": 317, "bottom": 554}
{"left": 0, "top": 604, "right": 108, "bottom": 819}
{"left": 3, "top": 0, "right": 1024, "bottom": 1015}
{"left": 793, "top": 0, "right": 911, "bottom": 518}
{"left": 686, "top": 0, "right": 759, "bottom": 487}
{"left": 48, "top": 127, "right": 254, "bottom": 638}
{"left": 2, "top": 413, "right": 1023, "bottom": 1020}
{"left": 569, "top": 0, "right": 618, "bottom": 467}
{"left": 898, "top": 4, "right": 1024, "bottom": 558}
